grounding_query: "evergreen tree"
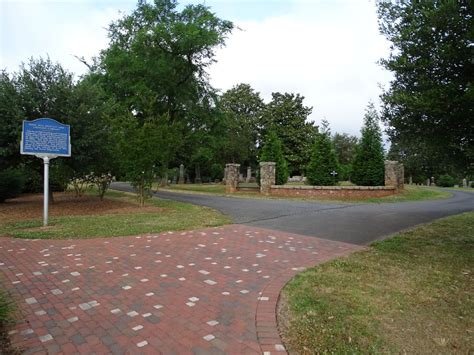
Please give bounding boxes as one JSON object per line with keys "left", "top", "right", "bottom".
{"left": 306, "top": 123, "right": 339, "bottom": 186}
{"left": 260, "top": 129, "right": 289, "bottom": 185}
{"left": 351, "top": 103, "right": 385, "bottom": 186}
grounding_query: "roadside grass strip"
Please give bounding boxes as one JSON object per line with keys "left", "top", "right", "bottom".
{"left": 280, "top": 211, "right": 474, "bottom": 354}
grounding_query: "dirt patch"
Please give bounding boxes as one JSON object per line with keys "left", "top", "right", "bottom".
{"left": 0, "top": 192, "right": 164, "bottom": 224}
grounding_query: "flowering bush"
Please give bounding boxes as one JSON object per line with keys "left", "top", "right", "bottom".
{"left": 90, "top": 172, "right": 115, "bottom": 200}
{"left": 70, "top": 174, "right": 93, "bottom": 197}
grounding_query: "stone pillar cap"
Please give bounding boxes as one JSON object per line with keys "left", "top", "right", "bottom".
{"left": 259, "top": 162, "right": 276, "bottom": 166}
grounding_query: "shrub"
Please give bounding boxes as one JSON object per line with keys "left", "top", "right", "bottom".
{"left": 0, "top": 168, "right": 25, "bottom": 202}
{"left": 209, "top": 163, "right": 224, "bottom": 182}
{"left": 437, "top": 174, "right": 456, "bottom": 187}
{"left": 260, "top": 129, "right": 289, "bottom": 185}
{"left": 90, "top": 172, "right": 115, "bottom": 200}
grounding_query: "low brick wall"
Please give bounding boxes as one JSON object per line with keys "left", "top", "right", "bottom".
{"left": 270, "top": 185, "right": 398, "bottom": 199}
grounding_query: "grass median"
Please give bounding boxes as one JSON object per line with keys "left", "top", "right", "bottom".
{"left": 279, "top": 211, "right": 474, "bottom": 354}
{"left": 0, "top": 189, "right": 230, "bottom": 239}
{"left": 160, "top": 184, "right": 451, "bottom": 203}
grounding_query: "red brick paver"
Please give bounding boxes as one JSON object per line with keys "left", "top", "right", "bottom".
{"left": 0, "top": 225, "right": 363, "bottom": 354}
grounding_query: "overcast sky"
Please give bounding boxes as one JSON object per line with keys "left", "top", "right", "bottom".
{"left": 1, "top": 0, "right": 393, "bottom": 137}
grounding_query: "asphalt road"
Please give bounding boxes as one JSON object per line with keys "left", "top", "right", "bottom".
{"left": 111, "top": 182, "right": 474, "bottom": 245}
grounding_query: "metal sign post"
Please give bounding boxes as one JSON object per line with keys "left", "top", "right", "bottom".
{"left": 43, "top": 156, "right": 49, "bottom": 226}
{"left": 20, "top": 118, "right": 71, "bottom": 226}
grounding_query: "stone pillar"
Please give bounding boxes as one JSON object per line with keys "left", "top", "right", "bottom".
{"left": 225, "top": 164, "right": 240, "bottom": 193}
{"left": 384, "top": 160, "right": 404, "bottom": 190}
{"left": 426, "top": 178, "right": 431, "bottom": 186}
{"left": 462, "top": 178, "right": 467, "bottom": 188}
{"left": 178, "top": 164, "right": 185, "bottom": 184}
{"left": 246, "top": 167, "right": 252, "bottom": 183}
{"left": 260, "top": 162, "right": 276, "bottom": 195}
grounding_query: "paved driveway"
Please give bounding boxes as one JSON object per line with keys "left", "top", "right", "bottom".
{"left": 1, "top": 226, "right": 361, "bottom": 354}
{"left": 112, "top": 183, "right": 474, "bottom": 245}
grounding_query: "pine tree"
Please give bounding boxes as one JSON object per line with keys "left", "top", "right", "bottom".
{"left": 260, "top": 129, "right": 289, "bottom": 185}
{"left": 351, "top": 103, "right": 385, "bottom": 186}
{"left": 306, "top": 123, "right": 339, "bottom": 186}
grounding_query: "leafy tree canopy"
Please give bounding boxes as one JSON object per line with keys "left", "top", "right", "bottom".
{"left": 99, "top": 0, "right": 233, "bottom": 181}
{"left": 219, "top": 83, "right": 264, "bottom": 166}
{"left": 261, "top": 92, "right": 316, "bottom": 176}
{"left": 377, "top": 0, "right": 473, "bottom": 176}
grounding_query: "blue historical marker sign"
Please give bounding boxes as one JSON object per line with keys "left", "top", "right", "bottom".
{"left": 21, "top": 118, "right": 71, "bottom": 157}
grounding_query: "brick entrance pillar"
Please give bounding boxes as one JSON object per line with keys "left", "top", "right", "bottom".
{"left": 260, "top": 162, "right": 276, "bottom": 195}
{"left": 225, "top": 164, "right": 240, "bottom": 193}
{"left": 384, "top": 160, "right": 404, "bottom": 190}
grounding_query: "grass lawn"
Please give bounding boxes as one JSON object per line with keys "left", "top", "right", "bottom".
{"left": 160, "top": 183, "right": 227, "bottom": 194}
{"left": 0, "top": 289, "right": 19, "bottom": 354}
{"left": 279, "top": 211, "right": 474, "bottom": 354}
{"left": 361, "top": 185, "right": 452, "bottom": 203}
{"left": 160, "top": 183, "right": 451, "bottom": 203}
{"left": 0, "top": 189, "right": 230, "bottom": 239}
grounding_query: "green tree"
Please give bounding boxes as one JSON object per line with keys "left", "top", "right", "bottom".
{"left": 260, "top": 129, "right": 289, "bottom": 185}
{"left": 332, "top": 132, "right": 358, "bottom": 181}
{"left": 13, "top": 57, "right": 76, "bottom": 193}
{"left": 67, "top": 75, "right": 117, "bottom": 178}
{"left": 100, "top": 0, "right": 233, "bottom": 175}
{"left": 0, "top": 58, "right": 117, "bottom": 197}
{"left": 377, "top": 0, "right": 473, "bottom": 176}
{"left": 351, "top": 103, "right": 385, "bottom": 186}
{"left": 118, "top": 116, "right": 162, "bottom": 206}
{"left": 307, "top": 122, "right": 339, "bottom": 186}
{"left": 0, "top": 71, "right": 22, "bottom": 171}
{"left": 261, "top": 92, "right": 316, "bottom": 176}
{"left": 220, "top": 83, "right": 264, "bottom": 166}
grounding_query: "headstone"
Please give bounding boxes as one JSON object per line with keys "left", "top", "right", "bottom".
{"left": 462, "top": 178, "right": 467, "bottom": 188}
{"left": 426, "top": 178, "right": 431, "bottom": 186}
{"left": 260, "top": 162, "right": 276, "bottom": 195}
{"left": 409, "top": 175, "right": 413, "bottom": 185}
{"left": 246, "top": 166, "right": 252, "bottom": 183}
{"left": 431, "top": 176, "right": 435, "bottom": 186}
{"left": 225, "top": 164, "right": 240, "bottom": 193}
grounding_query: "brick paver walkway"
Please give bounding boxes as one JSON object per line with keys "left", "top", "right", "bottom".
{"left": 0, "top": 225, "right": 363, "bottom": 354}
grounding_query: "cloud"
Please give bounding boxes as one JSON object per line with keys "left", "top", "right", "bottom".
{"left": 0, "top": 1, "right": 131, "bottom": 77}
{"left": 1, "top": 0, "right": 393, "bottom": 137}
{"left": 208, "top": 0, "right": 393, "bottom": 136}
